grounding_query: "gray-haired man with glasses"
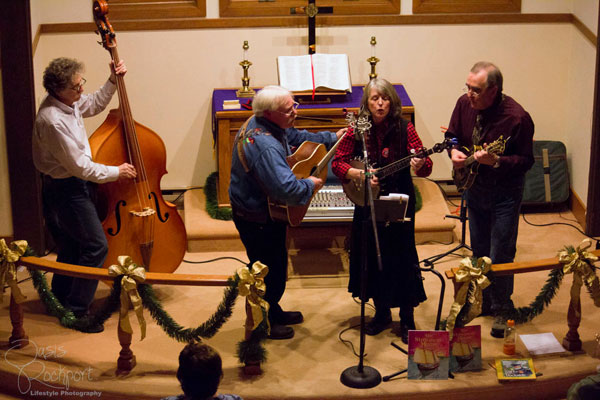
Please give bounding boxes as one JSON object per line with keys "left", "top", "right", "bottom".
{"left": 229, "top": 85, "right": 346, "bottom": 340}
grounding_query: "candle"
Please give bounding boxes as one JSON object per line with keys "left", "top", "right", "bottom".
{"left": 243, "top": 41, "right": 249, "bottom": 61}
{"left": 370, "top": 36, "right": 377, "bottom": 58}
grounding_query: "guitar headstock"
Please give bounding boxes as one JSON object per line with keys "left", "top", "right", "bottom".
{"left": 93, "top": 0, "right": 116, "bottom": 51}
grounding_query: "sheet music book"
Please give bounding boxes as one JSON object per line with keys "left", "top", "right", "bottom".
{"left": 277, "top": 54, "right": 352, "bottom": 93}
{"left": 374, "top": 193, "right": 409, "bottom": 223}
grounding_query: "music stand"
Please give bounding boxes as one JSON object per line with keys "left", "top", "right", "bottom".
{"left": 416, "top": 190, "right": 471, "bottom": 330}
{"left": 421, "top": 191, "right": 471, "bottom": 265}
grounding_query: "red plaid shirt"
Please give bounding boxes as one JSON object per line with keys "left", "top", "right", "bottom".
{"left": 332, "top": 120, "right": 433, "bottom": 181}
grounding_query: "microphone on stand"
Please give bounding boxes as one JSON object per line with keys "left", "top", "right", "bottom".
{"left": 354, "top": 107, "right": 369, "bottom": 141}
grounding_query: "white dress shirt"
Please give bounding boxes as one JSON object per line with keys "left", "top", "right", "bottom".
{"left": 32, "top": 80, "right": 120, "bottom": 183}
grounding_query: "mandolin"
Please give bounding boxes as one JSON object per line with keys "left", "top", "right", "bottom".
{"left": 452, "top": 135, "right": 509, "bottom": 192}
{"left": 343, "top": 138, "right": 456, "bottom": 206}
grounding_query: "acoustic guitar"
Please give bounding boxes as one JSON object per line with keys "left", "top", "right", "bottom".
{"left": 343, "top": 138, "right": 456, "bottom": 206}
{"left": 452, "top": 135, "right": 509, "bottom": 192}
{"left": 267, "top": 130, "right": 349, "bottom": 226}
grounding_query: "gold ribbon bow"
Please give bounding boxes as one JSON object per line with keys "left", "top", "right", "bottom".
{"left": 559, "top": 239, "right": 600, "bottom": 306}
{"left": 108, "top": 256, "right": 147, "bottom": 340}
{"left": 446, "top": 256, "right": 492, "bottom": 339}
{"left": 0, "top": 239, "right": 28, "bottom": 304}
{"left": 237, "top": 261, "right": 270, "bottom": 332}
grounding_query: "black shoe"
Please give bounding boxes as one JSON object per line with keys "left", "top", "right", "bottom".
{"left": 272, "top": 310, "right": 304, "bottom": 326}
{"left": 490, "top": 316, "right": 506, "bottom": 338}
{"left": 72, "top": 309, "right": 89, "bottom": 319}
{"left": 268, "top": 324, "right": 294, "bottom": 340}
{"left": 480, "top": 303, "right": 493, "bottom": 317}
{"left": 399, "top": 320, "right": 416, "bottom": 344}
{"left": 81, "top": 322, "right": 104, "bottom": 334}
{"left": 365, "top": 316, "right": 392, "bottom": 336}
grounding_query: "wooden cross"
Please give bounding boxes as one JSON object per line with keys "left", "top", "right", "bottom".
{"left": 291, "top": 0, "right": 333, "bottom": 54}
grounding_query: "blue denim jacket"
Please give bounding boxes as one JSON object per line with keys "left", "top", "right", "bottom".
{"left": 229, "top": 116, "right": 336, "bottom": 223}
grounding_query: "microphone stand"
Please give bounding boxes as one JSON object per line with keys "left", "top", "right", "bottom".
{"left": 340, "top": 116, "right": 382, "bottom": 389}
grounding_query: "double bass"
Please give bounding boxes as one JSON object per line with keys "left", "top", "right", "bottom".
{"left": 89, "top": 0, "right": 187, "bottom": 273}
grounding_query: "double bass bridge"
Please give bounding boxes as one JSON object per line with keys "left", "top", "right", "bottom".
{"left": 130, "top": 207, "right": 156, "bottom": 217}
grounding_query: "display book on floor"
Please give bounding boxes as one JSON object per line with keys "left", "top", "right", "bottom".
{"left": 406, "top": 325, "right": 482, "bottom": 380}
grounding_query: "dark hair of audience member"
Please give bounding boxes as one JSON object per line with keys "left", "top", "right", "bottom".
{"left": 176, "top": 342, "right": 223, "bottom": 400}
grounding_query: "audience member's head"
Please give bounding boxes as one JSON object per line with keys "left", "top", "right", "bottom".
{"left": 176, "top": 342, "right": 223, "bottom": 400}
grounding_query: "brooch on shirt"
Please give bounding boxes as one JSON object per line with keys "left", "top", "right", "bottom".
{"left": 381, "top": 147, "right": 389, "bottom": 158}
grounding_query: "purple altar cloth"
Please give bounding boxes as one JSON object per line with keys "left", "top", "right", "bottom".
{"left": 212, "top": 85, "right": 412, "bottom": 114}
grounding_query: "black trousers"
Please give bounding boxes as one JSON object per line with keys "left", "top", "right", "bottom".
{"left": 232, "top": 214, "right": 288, "bottom": 318}
{"left": 42, "top": 176, "right": 107, "bottom": 314}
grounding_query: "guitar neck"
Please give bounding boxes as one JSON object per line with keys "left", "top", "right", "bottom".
{"left": 377, "top": 147, "right": 435, "bottom": 179}
{"left": 313, "top": 130, "right": 348, "bottom": 177}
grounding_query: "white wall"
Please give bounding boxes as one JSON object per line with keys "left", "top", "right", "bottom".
{"left": 32, "top": 22, "right": 576, "bottom": 187}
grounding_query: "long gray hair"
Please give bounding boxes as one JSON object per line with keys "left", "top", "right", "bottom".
{"left": 360, "top": 78, "right": 403, "bottom": 123}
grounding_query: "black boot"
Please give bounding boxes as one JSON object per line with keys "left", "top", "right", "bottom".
{"left": 399, "top": 307, "right": 416, "bottom": 344}
{"left": 365, "top": 308, "right": 392, "bottom": 336}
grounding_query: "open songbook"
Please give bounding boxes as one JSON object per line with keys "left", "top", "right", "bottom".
{"left": 277, "top": 53, "right": 352, "bottom": 93}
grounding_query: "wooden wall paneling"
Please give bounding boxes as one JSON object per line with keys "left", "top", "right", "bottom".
{"left": 107, "top": 0, "right": 206, "bottom": 20}
{"left": 413, "top": 0, "right": 521, "bottom": 14}
{"left": 585, "top": 5, "right": 600, "bottom": 237}
{"left": 219, "top": 0, "right": 400, "bottom": 18}
{"left": 1, "top": 0, "right": 47, "bottom": 253}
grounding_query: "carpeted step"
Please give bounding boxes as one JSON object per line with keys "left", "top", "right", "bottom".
{"left": 184, "top": 177, "right": 456, "bottom": 252}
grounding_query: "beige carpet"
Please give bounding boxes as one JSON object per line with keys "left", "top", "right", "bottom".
{"left": 1, "top": 209, "right": 599, "bottom": 399}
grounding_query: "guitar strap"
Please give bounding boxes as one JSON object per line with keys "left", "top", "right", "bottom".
{"left": 472, "top": 114, "right": 483, "bottom": 147}
{"left": 235, "top": 116, "right": 255, "bottom": 173}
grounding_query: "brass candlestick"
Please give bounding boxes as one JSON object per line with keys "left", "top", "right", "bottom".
{"left": 366, "top": 36, "right": 380, "bottom": 80}
{"left": 236, "top": 41, "right": 255, "bottom": 98}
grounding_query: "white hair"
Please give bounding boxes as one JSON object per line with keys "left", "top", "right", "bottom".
{"left": 252, "top": 85, "right": 293, "bottom": 117}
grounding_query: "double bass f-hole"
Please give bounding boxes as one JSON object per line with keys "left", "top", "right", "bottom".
{"left": 149, "top": 192, "right": 169, "bottom": 223}
{"left": 107, "top": 199, "right": 126, "bottom": 236}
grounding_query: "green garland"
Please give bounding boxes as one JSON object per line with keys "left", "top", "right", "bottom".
{"left": 450, "top": 245, "right": 598, "bottom": 327}
{"left": 24, "top": 248, "right": 267, "bottom": 365}
{"left": 29, "top": 268, "right": 121, "bottom": 332}
{"left": 138, "top": 276, "right": 239, "bottom": 341}
{"left": 204, "top": 172, "right": 233, "bottom": 220}
{"left": 203, "top": 170, "right": 422, "bottom": 221}
{"left": 500, "top": 267, "right": 565, "bottom": 324}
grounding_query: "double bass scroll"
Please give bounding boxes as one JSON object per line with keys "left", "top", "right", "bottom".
{"left": 89, "top": 0, "right": 187, "bottom": 273}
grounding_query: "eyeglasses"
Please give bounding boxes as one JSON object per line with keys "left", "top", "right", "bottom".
{"left": 274, "top": 101, "right": 299, "bottom": 116}
{"left": 69, "top": 77, "right": 87, "bottom": 92}
{"left": 463, "top": 84, "right": 484, "bottom": 97}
